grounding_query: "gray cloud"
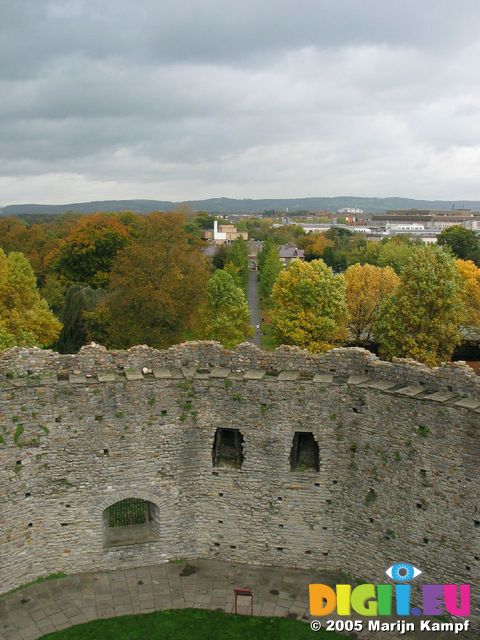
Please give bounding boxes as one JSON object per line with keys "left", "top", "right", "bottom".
{"left": 1, "top": 0, "right": 480, "bottom": 204}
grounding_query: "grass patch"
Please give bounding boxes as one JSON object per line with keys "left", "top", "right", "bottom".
{"left": 1, "top": 572, "right": 67, "bottom": 599}
{"left": 39, "top": 608, "right": 350, "bottom": 639}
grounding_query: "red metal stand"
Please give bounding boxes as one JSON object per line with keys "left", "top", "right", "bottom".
{"left": 233, "top": 587, "right": 253, "bottom": 615}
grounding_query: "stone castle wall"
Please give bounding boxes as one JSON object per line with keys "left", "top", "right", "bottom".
{"left": 0, "top": 342, "right": 478, "bottom": 617}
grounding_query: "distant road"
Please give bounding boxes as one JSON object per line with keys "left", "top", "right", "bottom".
{"left": 247, "top": 269, "right": 261, "bottom": 347}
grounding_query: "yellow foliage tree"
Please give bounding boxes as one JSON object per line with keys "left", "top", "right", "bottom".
{"left": 271, "top": 259, "right": 347, "bottom": 353}
{"left": 0, "top": 249, "right": 62, "bottom": 350}
{"left": 301, "top": 232, "right": 333, "bottom": 260}
{"left": 345, "top": 263, "right": 400, "bottom": 344}
{"left": 455, "top": 259, "right": 480, "bottom": 337}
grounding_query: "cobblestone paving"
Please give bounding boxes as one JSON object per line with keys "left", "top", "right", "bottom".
{"left": 0, "top": 560, "right": 467, "bottom": 640}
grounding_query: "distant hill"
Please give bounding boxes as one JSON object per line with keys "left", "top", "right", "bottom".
{"left": 1, "top": 196, "right": 479, "bottom": 216}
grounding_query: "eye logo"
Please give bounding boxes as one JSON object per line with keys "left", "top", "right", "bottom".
{"left": 386, "top": 562, "right": 422, "bottom": 582}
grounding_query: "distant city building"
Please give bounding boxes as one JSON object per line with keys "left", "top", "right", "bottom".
{"left": 300, "top": 223, "right": 371, "bottom": 235}
{"left": 370, "top": 209, "right": 480, "bottom": 231}
{"left": 202, "top": 220, "right": 248, "bottom": 245}
{"left": 278, "top": 244, "right": 305, "bottom": 265}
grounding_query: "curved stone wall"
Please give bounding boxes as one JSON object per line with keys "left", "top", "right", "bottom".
{"left": 0, "top": 341, "right": 478, "bottom": 618}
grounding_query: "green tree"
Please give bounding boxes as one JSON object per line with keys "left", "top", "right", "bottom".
{"left": 271, "top": 259, "right": 347, "bottom": 352}
{"left": 204, "top": 270, "right": 252, "bottom": 348}
{"left": 212, "top": 244, "right": 228, "bottom": 270}
{"left": 259, "top": 245, "right": 282, "bottom": 299}
{"left": 437, "top": 225, "right": 480, "bottom": 264}
{"left": 0, "top": 250, "right": 62, "bottom": 350}
{"left": 374, "top": 245, "right": 466, "bottom": 366}
{"left": 225, "top": 239, "right": 249, "bottom": 291}
{"left": 57, "top": 285, "right": 107, "bottom": 353}
{"left": 376, "top": 236, "right": 419, "bottom": 273}
{"left": 257, "top": 237, "right": 276, "bottom": 272}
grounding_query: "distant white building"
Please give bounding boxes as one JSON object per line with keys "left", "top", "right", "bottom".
{"left": 385, "top": 222, "right": 425, "bottom": 232}
{"left": 338, "top": 207, "right": 364, "bottom": 214}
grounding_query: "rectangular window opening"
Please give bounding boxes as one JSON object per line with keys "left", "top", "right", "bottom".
{"left": 212, "top": 428, "right": 244, "bottom": 469}
{"left": 290, "top": 432, "right": 320, "bottom": 472}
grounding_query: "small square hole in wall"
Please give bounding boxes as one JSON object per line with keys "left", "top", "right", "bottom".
{"left": 161, "top": 410, "right": 167, "bottom": 416}
{"left": 322, "top": 526, "right": 328, "bottom": 530}
{"left": 423, "top": 538, "right": 429, "bottom": 544}
{"left": 27, "top": 523, "right": 32, "bottom": 528}
{"left": 277, "top": 496, "right": 282, "bottom": 501}
{"left": 315, "top": 483, "right": 320, "bottom": 487}
{"left": 218, "top": 492, "right": 224, "bottom": 497}
{"left": 276, "top": 547, "right": 284, "bottom": 552}
{"left": 61, "top": 523, "right": 69, "bottom": 527}
{"left": 218, "top": 520, "right": 223, "bottom": 524}
{"left": 475, "top": 556, "right": 479, "bottom": 561}
{"left": 332, "top": 480, "right": 338, "bottom": 484}
{"left": 326, "top": 499, "right": 332, "bottom": 505}
{"left": 474, "top": 520, "right": 480, "bottom": 528}
{"left": 305, "top": 550, "right": 311, "bottom": 554}
{"left": 465, "top": 565, "right": 471, "bottom": 571}
{"left": 369, "top": 518, "right": 374, "bottom": 523}
{"left": 416, "top": 502, "right": 423, "bottom": 509}
{"left": 230, "top": 545, "right": 237, "bottom": 549}
{"left": 279, "top": 524, "right": 284, "bottom": 529}
{"left": 66, "top": 504, "right": 71, "bottom": 508}
{"left": 25, "top": 492, "right": 31, "bottom": 498}
{"left": 103, "top": 449, "right": 109, "bottom": 455}
{"left": 212, "top": 471, "right": 219, "bottom": 476}
{"left": 214, "top": 542, "right": 220, "bottom": 547}
{"left": 322, "top": 552, "right": 329, "bottom": 556}
{"left": 16, "top": 460, "right": 21, "bottom": 466}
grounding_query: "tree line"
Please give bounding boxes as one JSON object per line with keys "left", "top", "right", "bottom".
{"left": 257, "top": 236, "right": 480, "bottom": 366}
{"left": 0, "top": 211, "right": 252, "bottom": 352}
{"left": 1, "top": 209, "right": 480, "bottom": 367}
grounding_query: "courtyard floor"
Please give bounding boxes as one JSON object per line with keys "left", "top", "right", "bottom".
{"left": 0, "top": 559, "right": 470, "bottom": 640}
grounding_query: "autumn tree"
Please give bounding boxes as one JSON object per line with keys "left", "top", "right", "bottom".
{"left": 204, "top": 270, "right": 252, "bottom": 348}
{"left": 52, "top": 213, "right": 132, "bottom": 287}
{"left": 344, "top": 263, "right": 399, "bottom": 344}
{"left": 0, "top": 250, "right": 61, "bottom": 350}
{"left": 437, "top": 225, "right": 480, "bottom": 264}
{"left": 374, "top": 245, "right": 466, "bottom": 366}
{"left": 455, "top": 259, "right": 480, "bottom": 337}
{"left": 93, "top": 213, "right": 211, "bottom": 349}
{"left": 301, "top": 232, "right": 333, "bottom": 261}
{"left": 271, "top": 259, "right": 347, "bottom": 352}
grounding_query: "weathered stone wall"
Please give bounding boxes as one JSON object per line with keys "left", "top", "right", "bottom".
{"left": 0, "top": 342, "right": 478, "bottom": 619}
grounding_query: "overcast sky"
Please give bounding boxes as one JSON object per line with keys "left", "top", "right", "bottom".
{"left": 2, "top": 0, "right": 480, "bottom": 205}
